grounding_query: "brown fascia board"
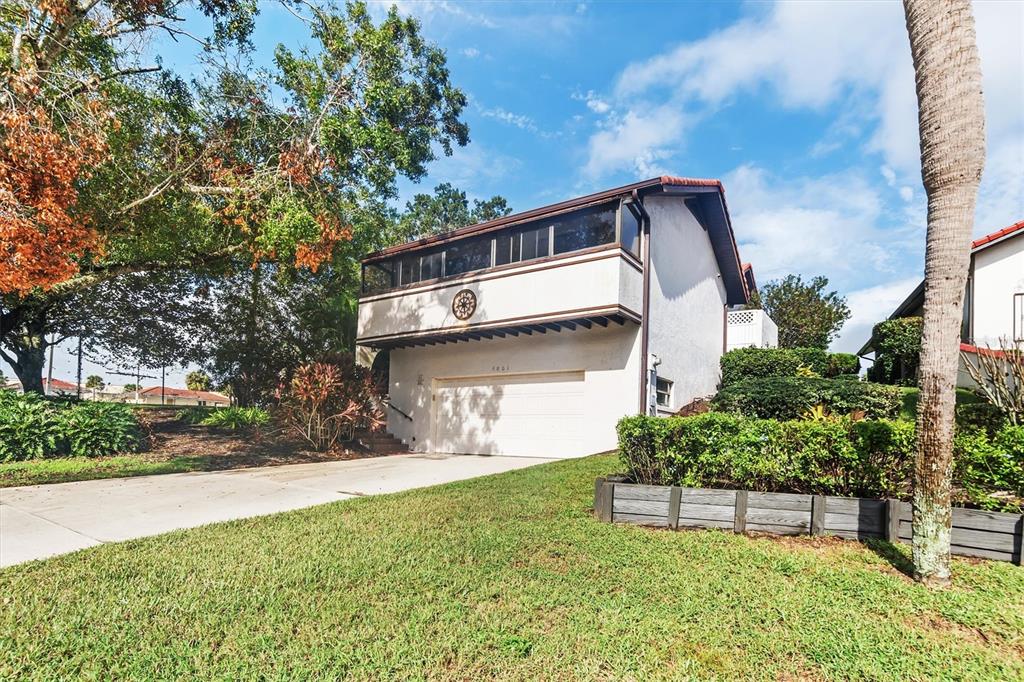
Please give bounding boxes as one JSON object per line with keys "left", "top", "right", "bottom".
{"left": 363, "top": 177, "right": 673, "bottom": 263}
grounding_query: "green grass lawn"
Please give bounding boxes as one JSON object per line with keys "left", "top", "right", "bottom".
{"left": 0, "top": 454, "right": 210, "bottom": 487}
{"left": 2, "top": 454, "right": 1022, "bottom": 680}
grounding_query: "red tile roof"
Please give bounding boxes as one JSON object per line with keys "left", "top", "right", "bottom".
{"left": 139, "top": 386, "right": 230, "bottom": 402}
{"left": 960, "top": 343, "right": 1007, "bottom": 358}
{"left": 47, "top": 378, "right": 79, "bottom": 390}
{"left": 972, "top": 219, "right": 1024, "bottom": 251}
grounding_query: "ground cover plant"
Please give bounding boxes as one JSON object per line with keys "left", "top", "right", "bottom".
{"left": 0, "top": 392, "right": 140, "bottom": 461}
{"left": 1, "top": 454, "right": 1021, "bottom": 680}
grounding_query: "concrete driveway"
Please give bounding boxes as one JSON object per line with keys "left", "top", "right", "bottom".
{"left": 0, "top": 453, "right": 555, "bottom": 567}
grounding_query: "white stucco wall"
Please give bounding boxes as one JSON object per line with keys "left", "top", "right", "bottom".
{"left": 386, "top": 324, "right": 641, "bottom": 457}
{"left": 971, "top": 236, "right": 1024, "bottom": 346}
{"left": 358, "top": 249, "right": 642, "bottom": 342}
{"left": 645, "top": 196, "right": 729, "bottom": 412}
{"left": 726, "top": 309, "right": 778, "bottom": 351}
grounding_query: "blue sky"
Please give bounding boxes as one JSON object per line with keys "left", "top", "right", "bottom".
{"left": 32, "top": 0, "right": 1024, "bottom": 387}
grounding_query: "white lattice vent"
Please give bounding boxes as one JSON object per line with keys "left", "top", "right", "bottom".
{"left": 728, "top": 310, "right": 756, "bottom": 325}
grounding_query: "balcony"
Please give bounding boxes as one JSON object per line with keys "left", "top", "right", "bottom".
{"left": 725, "top": 309, "right": 778, "bottom": 350}
{"left": 357, "top": 246, "right": 642, "bottom": 349}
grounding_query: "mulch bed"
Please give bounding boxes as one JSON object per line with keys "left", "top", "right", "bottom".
{"left": 136, "top": 410, "right": 384, "bottom": 471}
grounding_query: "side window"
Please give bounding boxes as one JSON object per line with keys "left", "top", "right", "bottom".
{"left": 620, "top": 200, "right": 641, "bottom": 257}
{"left": 655, "top": 377, "right": 673, "bottom": 408}
{"left": 1014, "top": 293, "right": 1024, "bottom": 342}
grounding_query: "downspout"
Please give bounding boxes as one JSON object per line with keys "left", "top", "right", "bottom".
{"left": 631, "top": 189, "right": 652, "bottom": 414}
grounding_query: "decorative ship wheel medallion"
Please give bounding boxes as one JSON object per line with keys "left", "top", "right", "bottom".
{"left": 452, "top": 289, "right": 477, "bottom": 320}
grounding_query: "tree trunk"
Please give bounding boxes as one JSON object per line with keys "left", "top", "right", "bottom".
{"left": 903, "top": 0, "right": 986, "bottom": 586}
{"left": 1, "top": 307, "right": 50, "bottom": 394}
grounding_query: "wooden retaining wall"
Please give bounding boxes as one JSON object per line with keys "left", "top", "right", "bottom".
{"left": 594, "top": 478, "right": 1023, "bottom": 565}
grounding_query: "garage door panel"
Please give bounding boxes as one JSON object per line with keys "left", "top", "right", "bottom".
{"left": 433, "top": 372, "right": 585, "bottom": 456}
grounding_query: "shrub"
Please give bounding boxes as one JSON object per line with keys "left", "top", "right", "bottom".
{"left": 711, "top": 377, "right": 903, "bottom": 420}
{"left": 617, "top": 414, "right": 1021, "bottom": 510}
{"left": 954, "top": 425, "right": 1024, "bottom": 511}
{"left": 275, "top": 357, "right": 384, "bottom": 451}
{"left": 866, "top": 317, "right": 922, "bottom": 386}
{"left": 59, "top": 402, "right": 140, "bottom": 457}
{"left": 0, "top": 391, "right": 62, "bottom": 462}
{"left": 618, "top": 413, "right": 914, "bottom": 498}
{"left": 827, "top": 353, "right": 860, "bottom": 377}
{"left": 200, "top": 407, "right": 268, "bottom": 429}
{"left": 721, "top": 347, "right": 860, "bottom": 386}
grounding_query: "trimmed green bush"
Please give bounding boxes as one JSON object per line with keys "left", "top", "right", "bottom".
{"left": 60, "top": 402, "right": 140, "bottom": 457}
{"left": 712, "top": 376, "right": 903, "bottom": 420}
{"left": 200, "top": 406, "right": 268, "bottom": 429}
{"left": 0, "top": 391, "right": 62, "bottom": 462}
{"left": 177, "top": 406, "right": 214, "bottom": 424}
{"left": 721, "top": 347, "right": 861, "bottom": 386}
{"left": 867, "top": 317, "right": 922, "bottom": 386}
{"left": 617, "top": 414, "right": 1022, "bottom": 511}
{"left": 617, "top": 413, "right": 914, "bottom": 498}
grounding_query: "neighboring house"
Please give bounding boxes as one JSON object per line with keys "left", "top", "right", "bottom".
{"left": 3, "top": 378, "right": 81, "bottom": 396}
{"left": 133, "top": 386, "right": 231, "bottom": 407}
{"left": 356, "top": 176, "right": 772, "bottom": 458}
{"left": 860, "top": 219, "right": 1024, "bottom": 386}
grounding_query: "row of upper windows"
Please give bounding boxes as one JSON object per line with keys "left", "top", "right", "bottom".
{"left": 362, "top": 200, "right": 641, "bottom": 295}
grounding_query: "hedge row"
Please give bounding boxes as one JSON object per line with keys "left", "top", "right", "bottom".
{"left": 711, "top": 376, "right": 904, "bottom": 420}
{"left": 616, "top": 413, "right": 1023, "bottom": 512}
{"left": 0, "top": 392, "right": 141, "bottom": 462}
{"left": 720, "top": 347, "right": 860, "bottom": 386}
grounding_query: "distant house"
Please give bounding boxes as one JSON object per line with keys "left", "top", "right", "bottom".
{"left": 134, "top": 386, "right": 230, "bottom": 407}
{"left": 2, "top": 378, "right": 81, "bottom": 396}
{"left": 860, "top": 219, "right": 1024, "bottom": 386}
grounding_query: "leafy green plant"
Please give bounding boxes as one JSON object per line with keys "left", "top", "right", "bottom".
{"left": 867, "top": 317, "right": 923, "bottom": 386}
{"left": 0, "top": 391, "right": 62, "bottom": 461}
{"left": 712, "top": 377, "right": 903, "bottom": 420}
{"left": 200, "top": 407, "right": 269, "bottom": 429}
{"left": 954, "top": 425, "right": 1024, "bottom": 511}
{"left": 59, "top": 402, "right": 140, "bottom": 457}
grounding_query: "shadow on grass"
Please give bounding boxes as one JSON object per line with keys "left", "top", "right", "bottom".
{"left": 863, "top": 538, "right": 914, "bottom": 577}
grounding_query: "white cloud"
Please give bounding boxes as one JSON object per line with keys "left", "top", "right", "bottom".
{"left": 583, "top": 106, "right": 688, "bottom": 178}
{"left": 725, "top": 164, "right": 912, "bottom": 287}
{"left": 460, "top": 47, "right": 480, "bottom": 58}
{"left": 480, "top": 106, "right": 538, "bottom": 133}
{"left": 588, "top": 1, "right": 1022, "bottom": 233}
{"left": 833, "top": 277, "right": 922, "bottom": 353}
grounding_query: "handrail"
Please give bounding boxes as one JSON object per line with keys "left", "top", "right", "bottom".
{"left": 384, "top": 398, "right": 413, "bottom": 421}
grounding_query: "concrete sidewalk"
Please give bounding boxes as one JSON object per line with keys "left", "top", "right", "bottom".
{"left": 0, "top": 453, "right": 555, "bottom": 567}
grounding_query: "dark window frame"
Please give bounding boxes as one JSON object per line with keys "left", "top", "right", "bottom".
{"left": 361, "top": 200, "right": 637, "bottom": 295}
{"left": 655, "top": 377, "right": 672, "bottom": 408}
{"left": 1014, "top": 292, "right": 1024, "bottom": 342}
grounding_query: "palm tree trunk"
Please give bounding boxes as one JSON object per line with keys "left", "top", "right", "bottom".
{"left": 903, "top": 0, "right": 985, "bottom": 586}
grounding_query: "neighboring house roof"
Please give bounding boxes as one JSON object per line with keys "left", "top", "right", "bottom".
{"left": 858, "top": 219, "right": 1023, "bottom": 356}
{"left": 362, "top": 175, "right": 752, "bottom": 305}
{"left": 138, "top": 386, "right": 230, "bottom": 402}
{"left": 47, "top": 378, "right": 79, "bottom": 391}
{"left": 960, "top": 342, "right": 1007, "bottom": 358}
{"left": 971, "top": 219, "right": 1024, "bottom": 252}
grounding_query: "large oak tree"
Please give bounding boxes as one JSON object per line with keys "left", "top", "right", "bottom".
{"left": 1, "top": 0, "right": 469, "bottom": 392}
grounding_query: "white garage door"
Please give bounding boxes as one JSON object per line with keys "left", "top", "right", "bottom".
{"left": 433, "top": 371, "right": 585, "bottom": 457}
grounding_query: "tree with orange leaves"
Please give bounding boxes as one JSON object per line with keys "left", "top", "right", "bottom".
{"left": 1, "top": 1, "right": 469, "bottom": 393}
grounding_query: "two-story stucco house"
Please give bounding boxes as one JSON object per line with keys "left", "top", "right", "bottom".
{"left": 860, "top": 219, "right": 1024, "bottom": 386}
{"left": 356, "top": 176, "right": 766, "bottom": 458}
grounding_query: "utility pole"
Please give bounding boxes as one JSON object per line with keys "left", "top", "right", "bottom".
{"left": 161, "top": 366, "right": 166, "bottom": 405}
{"left": 76, "top": 337, "right": 83, "bottom": 399}
{"left": 46, "top": 336, "right": 54, "bottom": 396}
